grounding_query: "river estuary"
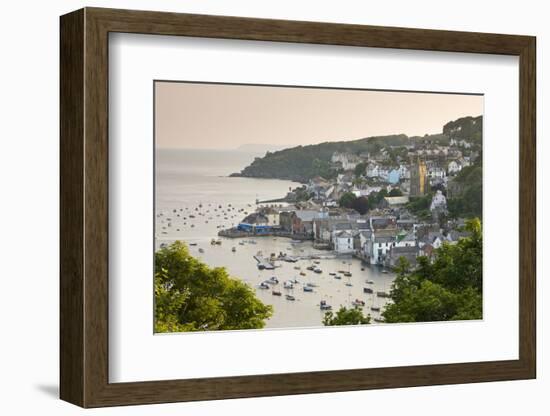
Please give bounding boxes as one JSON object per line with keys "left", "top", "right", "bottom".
{"left": 155, "top": 148, "right": 396, "bottom": 329}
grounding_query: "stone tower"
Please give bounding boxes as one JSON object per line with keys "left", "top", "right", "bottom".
{"left": 410, "top": 158, "right": 428, "bottom": 197}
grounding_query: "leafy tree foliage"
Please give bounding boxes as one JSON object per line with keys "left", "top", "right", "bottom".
{"left": 338, "top": 192, "right": 357, "bottom": 209}
{"left": 406, "top": 193, "right": 433, "bottom": 219}
{"left": 339, "top": 190, "right": 387, "bottom": 215}
{"left": 447, "top": 165, "right": 482, "bottom": 219}
{"left": 323, "top": 306, "right": 371, "bottom": 326}
{"left": 383, "top": 219, "right": 482, "bottom": 323}
{"left": 353, "top": 196, "right": 370, "bottom": 215}
{"left": 354, "top": 162, "right": 367, "bottom": 177}
{"left": 443, "top": 115, "right": 483, "bottom": 144}
{"left": 388, "top": 188, "right": 403, "bottom": 197}
{"left": 155, "top": 242, "right": 273, "bottom": 332}
{"left": 292, "top": 185, "right": 314, "bottom": 202}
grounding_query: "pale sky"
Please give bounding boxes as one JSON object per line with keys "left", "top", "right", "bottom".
{"left": 155, "top": 81, "right": 483, "bottom": 150}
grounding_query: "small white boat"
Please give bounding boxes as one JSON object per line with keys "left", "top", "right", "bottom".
{"left": 320, "top": 301, "right": 332, "bottom": 310}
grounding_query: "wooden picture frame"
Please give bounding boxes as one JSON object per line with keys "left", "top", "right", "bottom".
{"left": 60, "top": 7, "right": 536, "bottom": 408}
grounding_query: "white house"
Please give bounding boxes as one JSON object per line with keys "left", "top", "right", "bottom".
{"left": 447, "top": 160, "right": 462, "bottom": 175}
{"left": 430, "top": 190, "right": 447, "bottom": 212}
{"left": 352, "top": 185, "right": 382, "bottom": 198}
{"left": 334, "top": 230, "right": 355, "bottom": 254}
{"left": 366, "top": 163, "right": 379, "bottom": 178}
{"left": 362, "top": 229, "right": 399, "bottom": 265}
{"left": 458, "top": 139, "right": 472, "bottom": 149}
{"left": 398, "top": 164, "right": 410, "bottom": 179}
{"left": 427, "top": 166, "right": 446, "bottom": 180}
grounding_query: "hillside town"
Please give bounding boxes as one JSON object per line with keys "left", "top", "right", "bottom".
{"left": 219, "top": 117, "right": 481, "bottom": 270}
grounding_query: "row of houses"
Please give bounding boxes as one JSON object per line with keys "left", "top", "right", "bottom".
{"left": 309, "top": 212, "right": 467, "bottom": 268}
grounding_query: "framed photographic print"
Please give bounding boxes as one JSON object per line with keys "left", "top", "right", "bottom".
{"left": 60, "top": 7, "right": 536, "bottom": 408}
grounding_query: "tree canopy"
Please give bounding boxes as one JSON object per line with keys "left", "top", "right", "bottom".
{"left": 354, "top": 162, "right": 367, "bottom": 177}
{"left": 155, "top": 241, "right": 273, "bottom": 332}
{"left": 323, "top": 306, "right": 371, "bottom": 326}
{"left": 338, "top": 192, "right": 357, "bottom": 209}
{"left": 447, "top": 165, "right": 482, "bottom": 219}
{"left": 383, "top": 218, "right": 482, "bottom": 323}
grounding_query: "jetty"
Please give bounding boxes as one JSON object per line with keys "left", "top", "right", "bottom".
{"left": 218, "top": 227, "right": 312, "bottom": 240}
{"left": 253, "top": 255, "right": 277, "bottom": 270}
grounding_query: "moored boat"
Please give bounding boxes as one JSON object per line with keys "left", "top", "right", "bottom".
{"left": 352, "top": 299, "right": 366, "bottom": 308}
{"left": 320, "top": 300, "right": 332, "bottom": 310}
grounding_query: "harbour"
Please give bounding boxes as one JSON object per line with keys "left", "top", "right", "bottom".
{"left": 155, "top": 149, "right": 396, "bottom": 329}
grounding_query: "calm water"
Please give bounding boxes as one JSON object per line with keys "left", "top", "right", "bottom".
{"left": 156, "top": 148, "right": 395, "bottom": 329}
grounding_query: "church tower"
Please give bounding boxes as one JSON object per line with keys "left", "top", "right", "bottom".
{"left": 410, "top": 157, "right": 428, "bottom": 197}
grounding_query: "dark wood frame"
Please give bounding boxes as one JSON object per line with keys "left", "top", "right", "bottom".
{"left": 60, "top": 7, "right": 536, "bottom": 408}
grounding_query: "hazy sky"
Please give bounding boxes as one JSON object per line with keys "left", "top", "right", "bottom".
{"left": 155, "top": 81, "right": 483, "bottom": 150}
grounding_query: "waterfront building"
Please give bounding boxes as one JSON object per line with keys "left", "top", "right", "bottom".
{"left": 291, "top": 210, "right": 328, "bottom": 235}
{"left": 334, "top": 230, "right": 355, "bottom": 254}
{"left": 362, "top": 228, "right": 399, "bottom": 265}
{"left": 386, "top": 245, "right": 420, "bottom": 268}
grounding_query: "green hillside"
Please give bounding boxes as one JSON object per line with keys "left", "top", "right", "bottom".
{"left": 231, "top": 134, "right": 411, "bottom": 183}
